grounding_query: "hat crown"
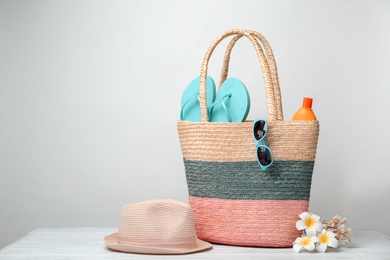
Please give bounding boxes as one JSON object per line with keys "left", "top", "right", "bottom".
{"left": 104, "top": 199, "right": 212, "bottom": 254}
{"left": 117, "top": 200, "right": 196, "bottom": 245}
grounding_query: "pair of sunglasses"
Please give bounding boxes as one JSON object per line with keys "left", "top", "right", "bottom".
{"left": 253, "top": 119, "right": 274, "bottom": 170}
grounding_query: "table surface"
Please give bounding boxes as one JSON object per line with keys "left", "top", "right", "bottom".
{"left": 0, "top": 228, "right": 389, "bottom": 259}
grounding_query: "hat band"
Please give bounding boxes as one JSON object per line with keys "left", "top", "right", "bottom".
{"left": 117, "top": 235, "right": 198, "bottom": 249}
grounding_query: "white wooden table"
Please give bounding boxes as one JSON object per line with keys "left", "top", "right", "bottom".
{"left": 0, "top": 228, "right": 389, "bottom": 259}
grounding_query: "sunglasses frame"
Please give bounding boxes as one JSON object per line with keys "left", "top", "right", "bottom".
{"left": 252, "top": 119, "right": 274, "bottom": 171}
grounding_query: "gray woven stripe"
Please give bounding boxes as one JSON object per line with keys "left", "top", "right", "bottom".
{"left": 184, "top": 160, "right": 314, "bottom": 200}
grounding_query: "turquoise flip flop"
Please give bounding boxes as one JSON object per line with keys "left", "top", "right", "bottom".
{"left": 180, "top": 76, "right": 216, "bottom": 122}
{"left": 209, "top": 78, "right": 250, "bottom": 122}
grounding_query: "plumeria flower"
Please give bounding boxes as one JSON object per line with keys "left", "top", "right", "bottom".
{"left": 296, "top": 212, "right": 323, "bottom": 236}
{"left": 293, "top": 234, "right": 319, "bottom": 253}
{"left": 316, "top": 229, "right": 339, "bottom": 253}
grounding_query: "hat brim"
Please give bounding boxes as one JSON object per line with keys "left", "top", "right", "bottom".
{"left": 104, "top": 233, "right": 212, "bottom": 255}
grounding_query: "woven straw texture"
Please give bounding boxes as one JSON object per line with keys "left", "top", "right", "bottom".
{"left": 177, "top": 29, "right": 320, "bottom": 247}
{"left": 117, "top": 200, "right": 195, "bottom": 241}
{"left": 104, "top": 200, "right": 212, "bottom": 254}
{"left": 189, "top": 197, "right": 308, "bottom": 247}
{"left": 178, "top": 120, "right": 319, "bottom": 162}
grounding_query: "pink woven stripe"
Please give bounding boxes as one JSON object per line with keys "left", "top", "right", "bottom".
{"left": 189, "top": 196, "right": 309, "bottom": 247}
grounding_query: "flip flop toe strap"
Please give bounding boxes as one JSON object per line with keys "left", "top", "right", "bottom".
{"left": 209, "top": 93, "right": 232, "bottom": 122}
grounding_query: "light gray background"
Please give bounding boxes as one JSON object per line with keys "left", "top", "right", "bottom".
{"left": 1, "top": 0, "right": 389, "bottom": 249}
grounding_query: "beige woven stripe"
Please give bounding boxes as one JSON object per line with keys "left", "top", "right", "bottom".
{"left": 177, "top": 120, "right": 319, "bottom": 162}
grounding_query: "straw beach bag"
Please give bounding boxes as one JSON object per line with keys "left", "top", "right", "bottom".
{"left": 177, "top": 29, "right": 319, "bottom": 247}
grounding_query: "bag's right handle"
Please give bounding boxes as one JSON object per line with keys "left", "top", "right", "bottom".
{"left": 218, "top": 31, "right": 283, "bottom": 121}
{"left": 199, "top": 29, "right": 281, "bottom": 122}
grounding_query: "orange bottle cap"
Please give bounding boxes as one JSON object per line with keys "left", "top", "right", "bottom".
{"left": 302, "top": 97, "right": 313, "bottom": 108}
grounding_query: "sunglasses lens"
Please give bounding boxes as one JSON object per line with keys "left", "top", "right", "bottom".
{"left": 254, "top": 120, "right": 266, "bottom": 140}
{"left": 257, "top": 146, "right": 272, "bottom": 166}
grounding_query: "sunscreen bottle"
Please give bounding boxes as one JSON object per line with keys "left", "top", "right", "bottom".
{"left": 292, "top": 97, "right": 317, "bottom": 120}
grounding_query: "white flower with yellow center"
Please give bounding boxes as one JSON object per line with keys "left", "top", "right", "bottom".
{"left": 296, "top": 212, "right": 323, "bottom": 237}
{"left": 293, "top": 235, "right": 319, "bottom": 253}
{"left": 316, "top": 229, "right": 339, "bottom": 253}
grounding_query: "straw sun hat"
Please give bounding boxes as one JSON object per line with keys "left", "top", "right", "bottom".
{"left": 104, "top": 199, "right": 212, "bottom": 254}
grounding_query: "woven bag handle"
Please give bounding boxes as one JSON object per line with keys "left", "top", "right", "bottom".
{"left": 199, "top": 29, "right": 282, "bottom": 122}
{"left": 218, "top": 30, "right": 283, "bottom": 121}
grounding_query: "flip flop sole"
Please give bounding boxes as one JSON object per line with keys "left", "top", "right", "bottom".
{"left": 180, "top": 76, "right": 216, "bottom": 122}
{"left": 209, "top": 78, "right": 250, "bottom": 122}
